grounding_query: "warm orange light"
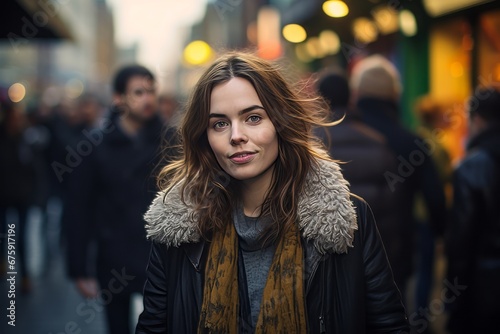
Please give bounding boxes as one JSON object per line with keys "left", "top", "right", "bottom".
{"left": 183, "top": 40, "right": 213, "bottom": 66}
{"left": 495, "top": 63, "right": 500, "bottom": 82}
{"left": 305, "top": 37, "right": 325, "bottom": 59}
{"left": 8, "top": 83, "right": 26, "bottom": 103}
{"left": 319, "top": 30, "right": 340, "bottom": 55}
{"left": 247, "top": 22, "right": 258, "bottom": 45}
{"left": 323, "top": 1, "right": 349, "bottom": 18}
{"left": 257, "top": 6, "right": 282, "bottom": 59}
{"left": 450, "top": 61, "right": 464, "bottom": 77}
{"left": 295, "top": 43, "right": 313, "bottom": 63}
{"left": 282, "top": 24, "right": 307, "bottom": 43}
{"left": 372, "top": 6, "right": 399, "bottom": 35}
{"left": 352, "top": 18, "right": 378, "bottom": 44}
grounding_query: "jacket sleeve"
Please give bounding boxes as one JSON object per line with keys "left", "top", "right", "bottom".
{"left": 357, "top": 199, "right": 410, "bottom": 333}
{"left": 136, "top": 242, "right": 169, "bottom": 334}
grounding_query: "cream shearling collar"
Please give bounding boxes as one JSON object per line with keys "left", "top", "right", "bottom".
{"left": 144, "top": 159, "right": 358, "bottom": 254}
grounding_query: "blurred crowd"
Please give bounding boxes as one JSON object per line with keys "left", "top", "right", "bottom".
{"left": 0, "top": 80, "right": 180, "bottom": 285}
{"left": 1, "top": 53, "right": 499, "bottom": 334}
{"left": 0, "top": 90, "right": 104, "bottom": 288}
{"left": 315, "top": 55, "right": 500, "bottom": 334}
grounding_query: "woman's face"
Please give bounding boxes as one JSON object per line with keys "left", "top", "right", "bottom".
{"left": 207, "top": 77, "right": 278, "bottom": 188}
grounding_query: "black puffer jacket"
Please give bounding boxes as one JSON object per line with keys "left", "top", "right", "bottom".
{"left": 356, "top": 98, "right": 447, "bottom": 290}
{"left": 136, "top": 160, "right": 409, "bottom": 333}
{"left": 317, "top": 114, "right": 405, "bottom": 283}
{"left": 445, "top": 126, "right": 500, "bottom": 333}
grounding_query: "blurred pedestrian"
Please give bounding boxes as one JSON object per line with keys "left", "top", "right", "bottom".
{"left": 445, "top": 86, "right": 500, "bottom": 334}
{"left": 412, "top": 96, "right": 452, "bottom": 329}
{"left": 157, "top": 93, "right": 179, "bottom": 125}
{"left": 315, "top": 68, "right": 400, "bottom": 234}
{"left": 136, "top": 52, "right": 409, "bottom": 333}
{"left": 40, "top": 94, "right": 105, "bottom": 251}
{"left": 58, "top": 94, "right": 104, "bottom": 243}
{"left": 23, "top": 101, "right": 53, "bottom": 275}
{"left": 350, "top": 55, "right": 447, "bottom": 309}
{"left": 0, "top": 92, "right": 36, "bottom": 293}
{"left": 63, "top": 65, "right": 168, "bottom": 334}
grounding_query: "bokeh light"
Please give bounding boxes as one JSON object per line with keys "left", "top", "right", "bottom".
{"left": 183, "top": 40, "right": 213, "bottom": 66}
{"left": 352, "top": 17, "right": 378, "bottom": 44}
{"left": 319, "top": 30, "right": 340, "bottom": 55}
{"left": 399, "top": 10, "right": 418, "bottom": 37}
{"left": 8, "top": 83, "right": 26, "bottom": 103}
{"left": 282, "top": 24, "right": 307, "bottom": 43}
{"left": 323, "top": 1, "right": 349, "bottom": 18}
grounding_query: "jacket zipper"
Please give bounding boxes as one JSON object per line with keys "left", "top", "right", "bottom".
{"left": 305, "top": 254, "right": 327, "bottom": 333}
{"left": 305, "top": 254, "right": 322, "bottom": 295}
{"left": 319, "top": 257, "right": 326, "bottom": 334}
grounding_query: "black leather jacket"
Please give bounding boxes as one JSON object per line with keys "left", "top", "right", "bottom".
{"left": 136, "top": 160, "right": 409, "bottom": 333}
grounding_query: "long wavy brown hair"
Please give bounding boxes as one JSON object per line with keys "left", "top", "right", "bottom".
{"left": 158, "top": 51, "right": 335, "bottom": 242}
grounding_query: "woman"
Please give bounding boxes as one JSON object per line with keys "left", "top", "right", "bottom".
{"left": 136, "top": 52, "right": 409, "bottom": 333}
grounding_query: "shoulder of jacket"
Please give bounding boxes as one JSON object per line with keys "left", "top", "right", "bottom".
{"left": 145, "top": 159, "right": 358, "bottom": 254}
{"left": 144, "top": 184, "right": 201, "bottom": 247}
{"left": 298, "top": 159, "right": 358, "bottom": 254}
{"left": 456, "top": 149, "right": 497, "bottom": 187}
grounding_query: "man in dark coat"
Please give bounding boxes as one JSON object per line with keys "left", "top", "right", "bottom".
{"left": 349, "top": 55, "right": 447, "bottom": 312}
{"left": 445, "top": 87, "right": 500, "bottom": 334}
{"left": 316, "top": 69, "right": 400, "bottom": 229}
{"left": 63, "top": 65, "right": 168, "bottom": 334}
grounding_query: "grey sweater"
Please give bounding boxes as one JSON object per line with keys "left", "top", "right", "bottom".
{"left": 233, "top": 207, "right": 276, "bottom": 330}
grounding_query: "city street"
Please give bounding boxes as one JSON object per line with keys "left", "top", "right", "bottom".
{"left": 0, "top": 206, "right": 112, "bottom": 334}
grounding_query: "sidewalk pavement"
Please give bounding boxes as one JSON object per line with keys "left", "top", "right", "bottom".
{"left": 0, "top": 205, "right": 107, "bottom": 334}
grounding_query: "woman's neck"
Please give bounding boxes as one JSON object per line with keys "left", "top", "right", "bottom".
{"left": 239, "top": 165, "right": 274, "bottom": 217}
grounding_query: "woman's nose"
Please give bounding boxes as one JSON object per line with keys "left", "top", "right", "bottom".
{"left": 230, "top": 124, "right": 248, "bottom": 145}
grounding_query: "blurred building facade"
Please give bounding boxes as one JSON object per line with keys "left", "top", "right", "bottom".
{"left": 1, "top": 0, "right": 115, "bottom": 108}
{"left": 175, "top": 0, "right": 261, "bottom": 95}
{"left": 4, "top": 0, "right": 499, "bottom": 163}
{"left": 177, "top": 0, "right": 500, "bottom": 163}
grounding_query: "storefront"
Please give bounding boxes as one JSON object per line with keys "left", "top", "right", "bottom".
{"left": 423, "top": 0, "right": 500, "bottom": 162}
{"left": 280, "top": 0, "right": 500, "bottom": 162}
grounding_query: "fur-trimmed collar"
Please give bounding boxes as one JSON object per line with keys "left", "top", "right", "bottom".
{"left": 144, "top": 159, "right": 358, "bottom": 254}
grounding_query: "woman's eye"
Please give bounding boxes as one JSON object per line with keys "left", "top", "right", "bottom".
{"left": 248, "top": 115, "right": 262, "bottom": 123}
{"left": 213, "top": 121, "right": 228, "bottom": 129}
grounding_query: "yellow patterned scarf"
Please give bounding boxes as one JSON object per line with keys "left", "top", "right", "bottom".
{"left": 198, "top": 220, "right": 307, "bottom": 333}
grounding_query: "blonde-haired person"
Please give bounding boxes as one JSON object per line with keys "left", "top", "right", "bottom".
{"left": 350, "top": 55, "right": 447, "bottom": 311}
{"left": 136, "top": 52, "right": 409, "bottom": 333}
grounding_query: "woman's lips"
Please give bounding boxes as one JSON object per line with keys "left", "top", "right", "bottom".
{"left": 229, "top": 152, "right": 256, "bottom": 164}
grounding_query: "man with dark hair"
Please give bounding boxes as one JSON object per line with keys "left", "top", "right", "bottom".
{"left": 317, "top": 68, "right": 350, "bottom": 111}
{"left": 445, "top": 87, "right": 500, "bottom": 334}
{"left": 63, "top": 65, "right": 166, "bottom": 334}
{"left": 316, "top": 69, "right": 400, "bottom": 235}
{"left": 112, "top": 65, "right": 155, "bottom": 96}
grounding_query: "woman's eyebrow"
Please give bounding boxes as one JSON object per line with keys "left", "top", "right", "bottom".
{"left": 209, "top": 105, "right": 265, "bottom": 118}
{"left": 239, "top": 105, "right": 265, "bottom": 115}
